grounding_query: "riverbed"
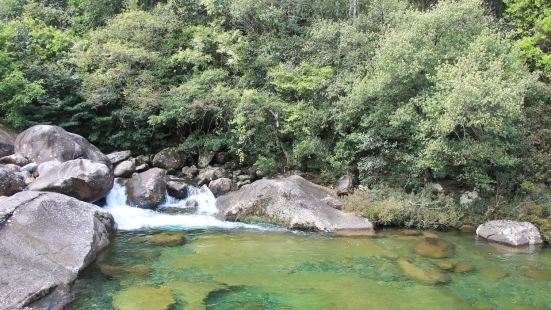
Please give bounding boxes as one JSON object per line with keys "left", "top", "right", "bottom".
{"left": 69, "top": 228, "right": 551, "bottom": 310}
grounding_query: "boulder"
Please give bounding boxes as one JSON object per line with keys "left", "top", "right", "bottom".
{"left": 112, "top": 286, "right": 176, "bottom": 310}
{"left": 216, "top": 175, "right": 373, "bottom": 232}
{"left": 430, "top": 183, "right": 444, "bottom": 195}
{"left": 196, "top": 167, "right": 225, "bottom": 186}
{"left": 476, "top": 220, "right": 543, "bottom": 246}
{"left": 166, "top": 180, "right": 189, "bottom": 199}
{"left": 0, "top": 153, "right": 30, "bottom": 166}
{"left": 181, "top": 165, "right": 198, "bottom": 178}
{"left": 114, "top": 160, "right": 135, "bottom": 178}
{"left": 214, "top": 151, "right": 229, "bottom": 165}
{"left": 17, "top": 170, "right": 35, "bottom": 186}
{"left": 397, "top": 258, "right": 450, "bottom": 285}
{"left": 209, "top": 178, "right": 233, "bottom": 197}
{"left": 37, "top": 160, "right": 62, "bottom": 176}
{"left": 28, "top": 159, "right": 114, "bottom": 203}
{"left": 0, "top": 166, "right": 25, "bottom": 196}
{"left": 0, "top": 123, "right": 16, "bottom": 157}
{"left": 126, "top": 168, "right": 167, "bottom": 209}
{"left": 0, "top": 191, "right": 114, "bottom": 310}
{"left": 335, "top": 174, "right": 354, "bottom": 196}
{"left": 152, "top": 148, "right": 184, "bottom": 171}
{"left": 4, "top": 163, "right": 20, "bottom": 172}
{"left": 158, "top": 199, "right": 198, "bottom": 214}
{"left": 198, "top": 151, "right": 215, "bottom": 168}
{"left": 107, "top": 150, "right": 131, "bottom": 165}
{"left": 14, "top": 125, "right": 111, "bottom": 167}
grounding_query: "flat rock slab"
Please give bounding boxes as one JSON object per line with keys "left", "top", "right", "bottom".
{"left": 0, "top": 191, "right": 114, "bottom": 310}
{"left": 476, "top": 220, "right": 543, "bottom": 246}
{"left": 216, "top": 175, "right": 373, "bottom": 232}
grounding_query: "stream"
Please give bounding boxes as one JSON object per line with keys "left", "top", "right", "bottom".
{"left": 69, "top": 183, "right": 551, "bottom": 310}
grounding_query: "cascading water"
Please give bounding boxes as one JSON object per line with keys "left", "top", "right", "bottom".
{"left": 103, "top": 181, "right": 265, "bottom": 231}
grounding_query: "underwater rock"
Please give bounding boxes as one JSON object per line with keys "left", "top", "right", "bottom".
{"left": 523, "top": 265, "right": 551, "bottom": 281}
{"left": 98, "top": 264, "right": 152, "bottom": 279}
{"left": 332, "top": 229, "right": 378, "bottom": 237}
{"left": 397, "top": 258, "right": 450, "bottom": 285}
{"left": 129, "top": 232, "right": 186, "bottom": 246}
{"left": 415, "top": 237, "right": 454, "bottom": 258}
{"left": 434, "top": 260, "right": 455, "bottom": 271}
{"left": 112, "top": 286, "right": 176, "bottom": 310}
{"left": 454, "top": 263, "right": 475, "bottom": 273}
{"left": 481, "top": 267, "right": 508, "bottom": 282}
{"left": 400, "top": 229, "right": 422, "bottom": 236}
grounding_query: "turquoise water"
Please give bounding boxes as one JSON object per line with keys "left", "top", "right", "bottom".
{"left": 70, "top": 229, "right": 551, "bottom": 310}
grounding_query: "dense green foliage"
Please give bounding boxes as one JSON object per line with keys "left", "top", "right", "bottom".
{"left": 0, "top": 0, "right": 549, "bottom": 200}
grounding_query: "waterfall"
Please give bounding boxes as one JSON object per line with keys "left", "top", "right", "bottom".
{"left": 103, "top": 181, "right": 265, "bottom": 231}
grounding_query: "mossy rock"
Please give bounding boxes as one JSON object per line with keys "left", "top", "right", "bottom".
{"left": 481, "top": 267, "right": 508, "bottom": 281}
{"left": 453, "top": 263, "right": 475, "bottom": 273}
{"left": 98, "top": 264, "right": 152, "bottom": 279}
{"left": 434, "top": 260, "right": 455, "bottom": 271}
{"left": 397, "top": 258, "right": 450, "bottom": 285}
{"left": 112, "top": 286, "right": 175, "bottom": 310}
{"left": 129, "top": 232, "right": 186, "bottom": 246}
{"left": 415, "top": 237, "right": 454, "bottom": 258}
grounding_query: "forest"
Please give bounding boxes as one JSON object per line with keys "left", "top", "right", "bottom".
{"left": 1, "top": 0, "right": 550, "bottom": 235}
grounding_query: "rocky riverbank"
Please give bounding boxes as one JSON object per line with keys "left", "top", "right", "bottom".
{"left": 0, "top": 124, "right": 545, "bottom": 309}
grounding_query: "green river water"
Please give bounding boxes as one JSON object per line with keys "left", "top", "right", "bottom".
{"left": 69, "top": 229, "right": 551, "bottom": 310}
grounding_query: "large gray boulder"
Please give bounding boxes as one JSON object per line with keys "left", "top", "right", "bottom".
{"left": 0, "top": 191, "right": 114, "bottom": 310}
{"left": 126, "top": 168, "right": 167, "bottom": 209}
{"left": 476, "top": 220, "right": 543, "bottom": 246}
{"left": 113, "top": 160, "right": 135, "bottom": 178}
{"left": 29, "top": 159, "right": 114, "bottom": 203}
{"left": 15, "top": 125, "right": 111, "bottom": 167}
{"left": 152, "top": 148, "right": 184, "bottom": 171}
{"left": 216, "top": 175, "right": 373, "bottom": 232}
{"left": 0, "top": 166, "right": 25, "bottom": 196}
{"left": 0, "top": 123, "right": 17, "bottom": 157}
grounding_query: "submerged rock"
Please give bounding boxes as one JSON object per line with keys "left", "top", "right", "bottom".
{"left": 216, "top": 175, "right": 373, "bottom": 232}
{"left": 476, "top": 220, "right": 543, "bottom": 246}
{"left": 129, "top": 232, "right": 186, "bottom": 246}
{"left": 0, "top": 191, "right": 114, "bottom": 309}
{"left": 98, "top": 264, "right": 152, "bottom": 279}
{"left": 397, "top": 258, "right": 450, "bottom": 285}
{"left": 0, "top": 165, "right": 25, "bottom": 196}
{"left": 126, "top": 168, "right": 167, "bottom": 209}
{"left": 29, "top": 159, "right": 114, "bottom": 202}
{"left": 415, "top": 237, "right": 455, "bottom": 258}
{"left": 454, "top": 263, "right": 475, "bottom": 273}
{"left": 112, "top": 286, "right": 175, "bottom": 310}
{"left": 434, "top": 260, "right": 455, "bottom": 271}
{"left": 15, "top": 125, "right": 111, "bottom": 167}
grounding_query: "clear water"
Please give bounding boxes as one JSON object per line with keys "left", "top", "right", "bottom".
{"left": 70, "top": 229, "right": 551, "bottom": 310}
{"left": 69, "top": 183, "right": 551, "bottom": 310}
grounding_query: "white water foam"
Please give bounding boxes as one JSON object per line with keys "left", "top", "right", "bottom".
{"left": 104, "top": 181, "right": 269, "bottom": 231}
